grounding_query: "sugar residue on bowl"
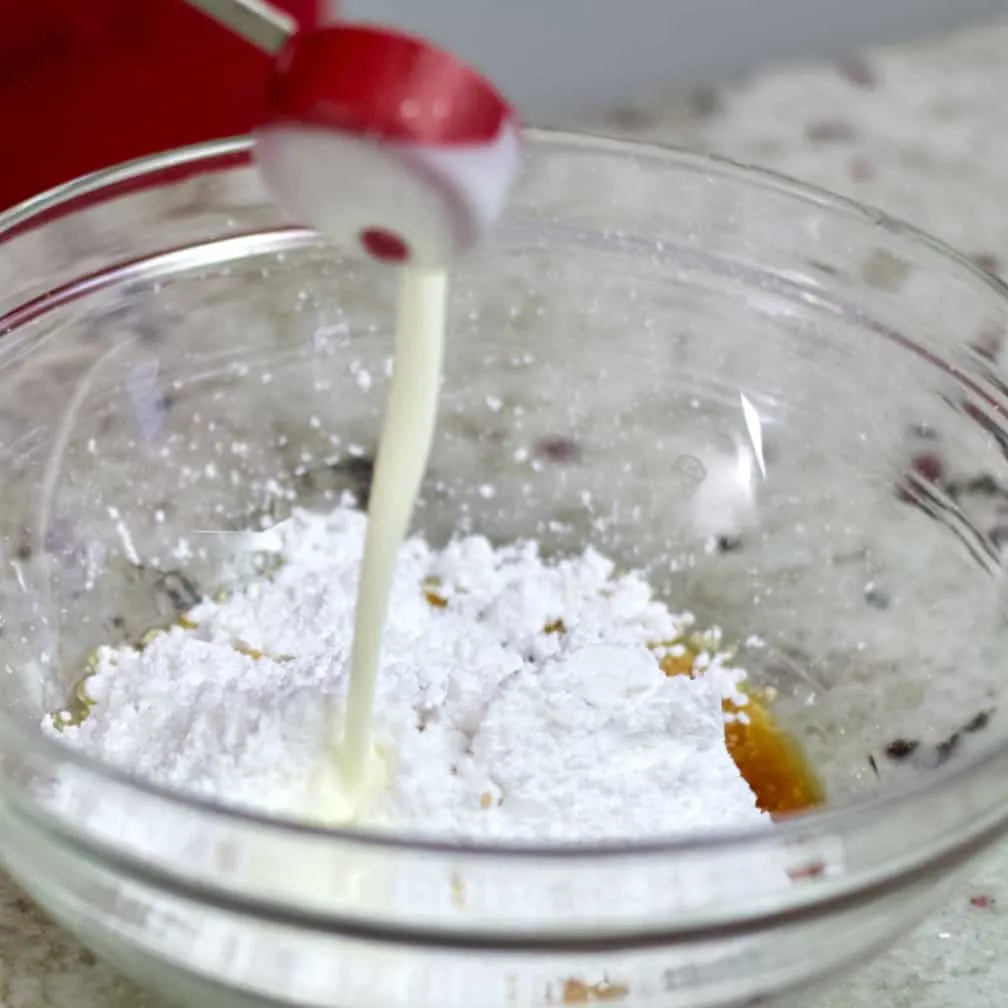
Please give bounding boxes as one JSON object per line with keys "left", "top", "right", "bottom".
{"left": 44, "top": 505, "right": 821, "bottom": 841}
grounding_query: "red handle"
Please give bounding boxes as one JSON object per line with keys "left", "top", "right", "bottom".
{"left": 0, "top": 0, "right": 320, "bottom": 212}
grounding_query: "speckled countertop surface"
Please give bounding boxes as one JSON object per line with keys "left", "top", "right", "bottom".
{"left": 6, "top": 16, "right": 1008, "bottom": 1008}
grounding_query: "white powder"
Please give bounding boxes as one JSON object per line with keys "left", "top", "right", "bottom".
{"left": 45, "top": 505, "right": 768, "bottom": 843}
{"left": 33, "top": 505, "right": 832, "bottom": 1005}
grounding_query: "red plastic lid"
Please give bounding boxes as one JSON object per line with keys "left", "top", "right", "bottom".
{"left": 266, "top": 23, "right": 514, "bottom": 147}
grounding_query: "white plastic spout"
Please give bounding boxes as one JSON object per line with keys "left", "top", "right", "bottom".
{"left": 182, "top": 0, "right": 521, "bottom": 267}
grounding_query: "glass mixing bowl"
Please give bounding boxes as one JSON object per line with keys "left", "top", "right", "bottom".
{"left": 0, "top": 131, "right": 1007, "bottom": 1008}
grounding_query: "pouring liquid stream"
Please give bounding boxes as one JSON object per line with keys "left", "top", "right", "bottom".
{"left": 327, "top": 267, "right": 448, "bottom": 815}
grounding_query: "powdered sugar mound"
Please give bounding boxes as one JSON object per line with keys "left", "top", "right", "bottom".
{"left": 64, "top": 633, "right": 338, "bottom": 809}
{"left": 428, "top": 538, "right": 686, "bottom": 663}
{"left": 45, "top": 505, "right": 768, "bottom": 843}
{"left": 458, "top": 644, "right": 766, "bottom": 841}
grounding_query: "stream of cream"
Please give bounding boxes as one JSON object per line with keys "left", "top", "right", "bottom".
{"left": 331, "top": 267, "right": 448, "bottom": 813}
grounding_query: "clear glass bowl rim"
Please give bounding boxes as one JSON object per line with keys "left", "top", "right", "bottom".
{"left": 0, "top": 127, "right": 1006, "bottom": 872}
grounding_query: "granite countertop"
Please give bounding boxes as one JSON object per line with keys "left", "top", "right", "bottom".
{"left": 6, "top": 16, "right": 1008, "bottom": 1008}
